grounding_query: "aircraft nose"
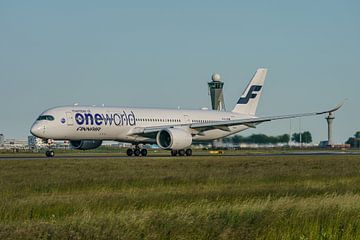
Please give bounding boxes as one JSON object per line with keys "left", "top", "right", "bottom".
{"left": 30, "top": 124, "right": 45, "bottom": 138}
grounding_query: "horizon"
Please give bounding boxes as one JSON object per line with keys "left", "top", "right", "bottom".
{"left": 0, "top": 1, "right": 359, "bottom": 143}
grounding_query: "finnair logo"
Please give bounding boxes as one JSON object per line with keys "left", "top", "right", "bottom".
{"left": 238, "top": 85, "right": 262, "bottom": 104}
{"left": 75, "top": 111, "right": 136, "bottom": 126}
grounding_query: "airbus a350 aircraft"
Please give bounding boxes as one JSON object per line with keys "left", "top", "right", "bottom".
{"left": 30, "top": 68, "right": 342, "bottom": 157}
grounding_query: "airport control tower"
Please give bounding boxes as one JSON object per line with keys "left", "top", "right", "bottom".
{"left": 208, "top": 73, "right": 225, "bottom": 111}
{"left": 326, "top": 112, "right": 335, "bottom": 146}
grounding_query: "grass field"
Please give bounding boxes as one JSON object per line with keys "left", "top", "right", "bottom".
{"left": 1, "top": 154, "right": 360, "bottom": 239}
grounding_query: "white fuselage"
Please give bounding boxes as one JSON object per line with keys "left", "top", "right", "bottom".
{"left": 30, "top": 106, "right": 252, "bottom": 143}
{"left": 29, "top": 68, "right": 342, "bottom": 151}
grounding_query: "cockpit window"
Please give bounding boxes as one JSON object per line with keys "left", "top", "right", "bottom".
{"left": 37, "top": 115, "right": 55, "bottom": 121}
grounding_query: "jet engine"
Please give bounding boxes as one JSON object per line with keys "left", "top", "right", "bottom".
{"left": 70, "top": 140, "right": 103, "bottom": 150}
{"left": 156, "top": 128, "right": 192, "bottom": 150}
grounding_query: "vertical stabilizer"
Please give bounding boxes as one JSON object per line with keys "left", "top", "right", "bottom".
{"left": 232, "top": 68, "right": 267, "bottom": 115}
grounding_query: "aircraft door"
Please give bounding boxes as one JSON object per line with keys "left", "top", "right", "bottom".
{"left": 65, "top": 112, "right": 74, "bottom": 126}
{"left": 182, "top": 114, "right": 191, "bottom": 124}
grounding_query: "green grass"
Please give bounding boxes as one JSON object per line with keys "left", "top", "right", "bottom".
{"left": 1, "top": 155, "right": 360, "bottom": 239}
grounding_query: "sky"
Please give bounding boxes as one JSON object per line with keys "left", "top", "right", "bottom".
{"left": 0, "top": 0, "right": 359, "bottom": 143}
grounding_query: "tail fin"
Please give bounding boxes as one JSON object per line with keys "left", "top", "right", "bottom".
{"left": 232, "top": 68, "right": 267, "bottom": 115}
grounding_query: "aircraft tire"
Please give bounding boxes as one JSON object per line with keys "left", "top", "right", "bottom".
{"left": 126, "top": 148, "right": 134, "bottom": 156}
{"left": 185, "top": 149, "right": 192, "bottom": 156}
{"left": 140, "top": 149, "right": 148, "bottom": 157}
{"left": 178, "top": 150, "right": 185, "bottom": 156}
{"left": 171, "top": 150, "right": 178, "bottom": 156}
{"left": 45, "top": 150, "right": 54, "bottom": 157}
{"left": 134, "top": 149, "right": 141, "bottom": 156}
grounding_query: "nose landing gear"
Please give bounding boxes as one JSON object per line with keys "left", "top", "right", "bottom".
{"left": 45, "top": 150, "right": 55, "bottom": 157}
{"left": 44, "top": 139, "right": 55, "bottom": 157}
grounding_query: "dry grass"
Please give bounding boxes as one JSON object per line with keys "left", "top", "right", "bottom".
{"left": 1, "top": 155, "right": 360, "bottom": 239}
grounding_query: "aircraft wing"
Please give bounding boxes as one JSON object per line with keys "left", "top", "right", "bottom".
{"left": 190, "top": 101, "right": 344, "bottom": 131}
{"left": 128, "top": 102, "right": 344, "bottom": 136}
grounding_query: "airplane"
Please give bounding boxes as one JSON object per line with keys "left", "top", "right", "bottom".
{"left": 30, "top": 68, "right": 343, "bottom": 157}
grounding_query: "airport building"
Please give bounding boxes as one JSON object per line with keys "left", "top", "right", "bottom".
{"left": 28, "top": 136, "right": 47, "bottom": 150}
{"left": 28, "top": 136, "right": 71, "bottom": 150}
{"left": 3, "top": 138, "right": 28, "bottom": 149}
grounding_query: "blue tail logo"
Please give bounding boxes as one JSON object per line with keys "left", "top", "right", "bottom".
{"left": 237, "top": 85, "right": 262, "bottom": 104}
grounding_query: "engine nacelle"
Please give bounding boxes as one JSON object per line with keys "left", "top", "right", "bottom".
{"left": 70, "top": 140, "right": 102, "bottom": 150}
{"left": 156, "top": 128, "right": 192, "bottom": 150}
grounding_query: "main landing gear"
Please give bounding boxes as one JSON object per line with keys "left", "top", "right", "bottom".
{"left": 126, "top": 145, "right": 148, "bottom": 157}
{"left": 171, "top": 149, "right": 192, "bottom": 157}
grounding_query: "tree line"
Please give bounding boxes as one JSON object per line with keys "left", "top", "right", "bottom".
{"left": 346, "top": 131, "right": 360, "bottom": 148}
{"left": 223, "top": 131, "right": 312, "bottom": 144}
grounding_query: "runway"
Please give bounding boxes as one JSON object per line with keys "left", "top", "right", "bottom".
{"left": 1, "top": 151, "right": 360, "bottom": 160}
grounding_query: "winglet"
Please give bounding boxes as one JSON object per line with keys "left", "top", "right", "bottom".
{"left": 316, "top": 99, "right": 346, "bottom": 115}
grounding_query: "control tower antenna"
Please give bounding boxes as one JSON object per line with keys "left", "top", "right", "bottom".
{"left": 208, "top": 73, "right": 225, "bottom": 111}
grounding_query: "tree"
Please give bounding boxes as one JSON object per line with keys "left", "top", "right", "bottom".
{"left": 346, "top": 131, "right": 360, "bottom": 148}
{"left": 278, "top": 134, "right": 290, "bottom": 143}
{"left": 346, "top": 137, "right": 355, "bottom": 147}
{"left": 249, "top": 134, "right": 268, "bottom": 144}
{"left": 231, "top": 135, "right": 243, "bottom": 144}
{"left": 291, "top": 131, "right": 312, "bottom": 143}
{"left": 355, "top": 131, "right": 360, "bottom": 139}
{"left": 291, "top": 133, "right": 300, "bottom": 143}
{"left": 226, "top": 133, "right": 290, "bottom": 144}
{"left": 301, "top": 131, "right": 312, "bottom": 143}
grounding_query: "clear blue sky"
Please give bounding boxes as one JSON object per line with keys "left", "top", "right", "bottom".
{"left": 0, "top": 0, "right": 358, "bottom": 143}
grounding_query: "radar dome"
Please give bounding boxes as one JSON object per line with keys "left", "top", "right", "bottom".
{"left": 211, "top": 73, "right": 221, "bottom": 82}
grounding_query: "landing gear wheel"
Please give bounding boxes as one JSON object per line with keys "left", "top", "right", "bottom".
{"left": 185, "top": 149, "right": 192, "bottom": 156}
{"left": 178, "top": 150, "right": 185, "bottom": 156}
{"left": 140, "top": 149, "right": 148, "bottom": 157}
{"left": 126, "top": 148, "right": 134, "bottom": 156}
{"left": 171, "top": 150, "right": 178, "bottom": 156}
{"left": 134, "top": 149, "right": 141, "bottom": 156}
{"left": 45, "top": 150, "right": 54, "bottom": 158}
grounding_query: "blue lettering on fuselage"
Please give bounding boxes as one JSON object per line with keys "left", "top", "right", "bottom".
{"left": 75, "top": 111, "right": 136, "bottom": 126}
{"left": 102, "top": 114, "right": 113, "bottom": 125}
{"left": 84, "top": 113, "right": 94, "bottom": 125}
{"left": 94, "top": 113, "right": 103, "bottom": 125}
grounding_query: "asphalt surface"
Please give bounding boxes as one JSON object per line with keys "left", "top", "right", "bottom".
{"left": 1, "top": 151, "right": 360, "bottom": 160}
